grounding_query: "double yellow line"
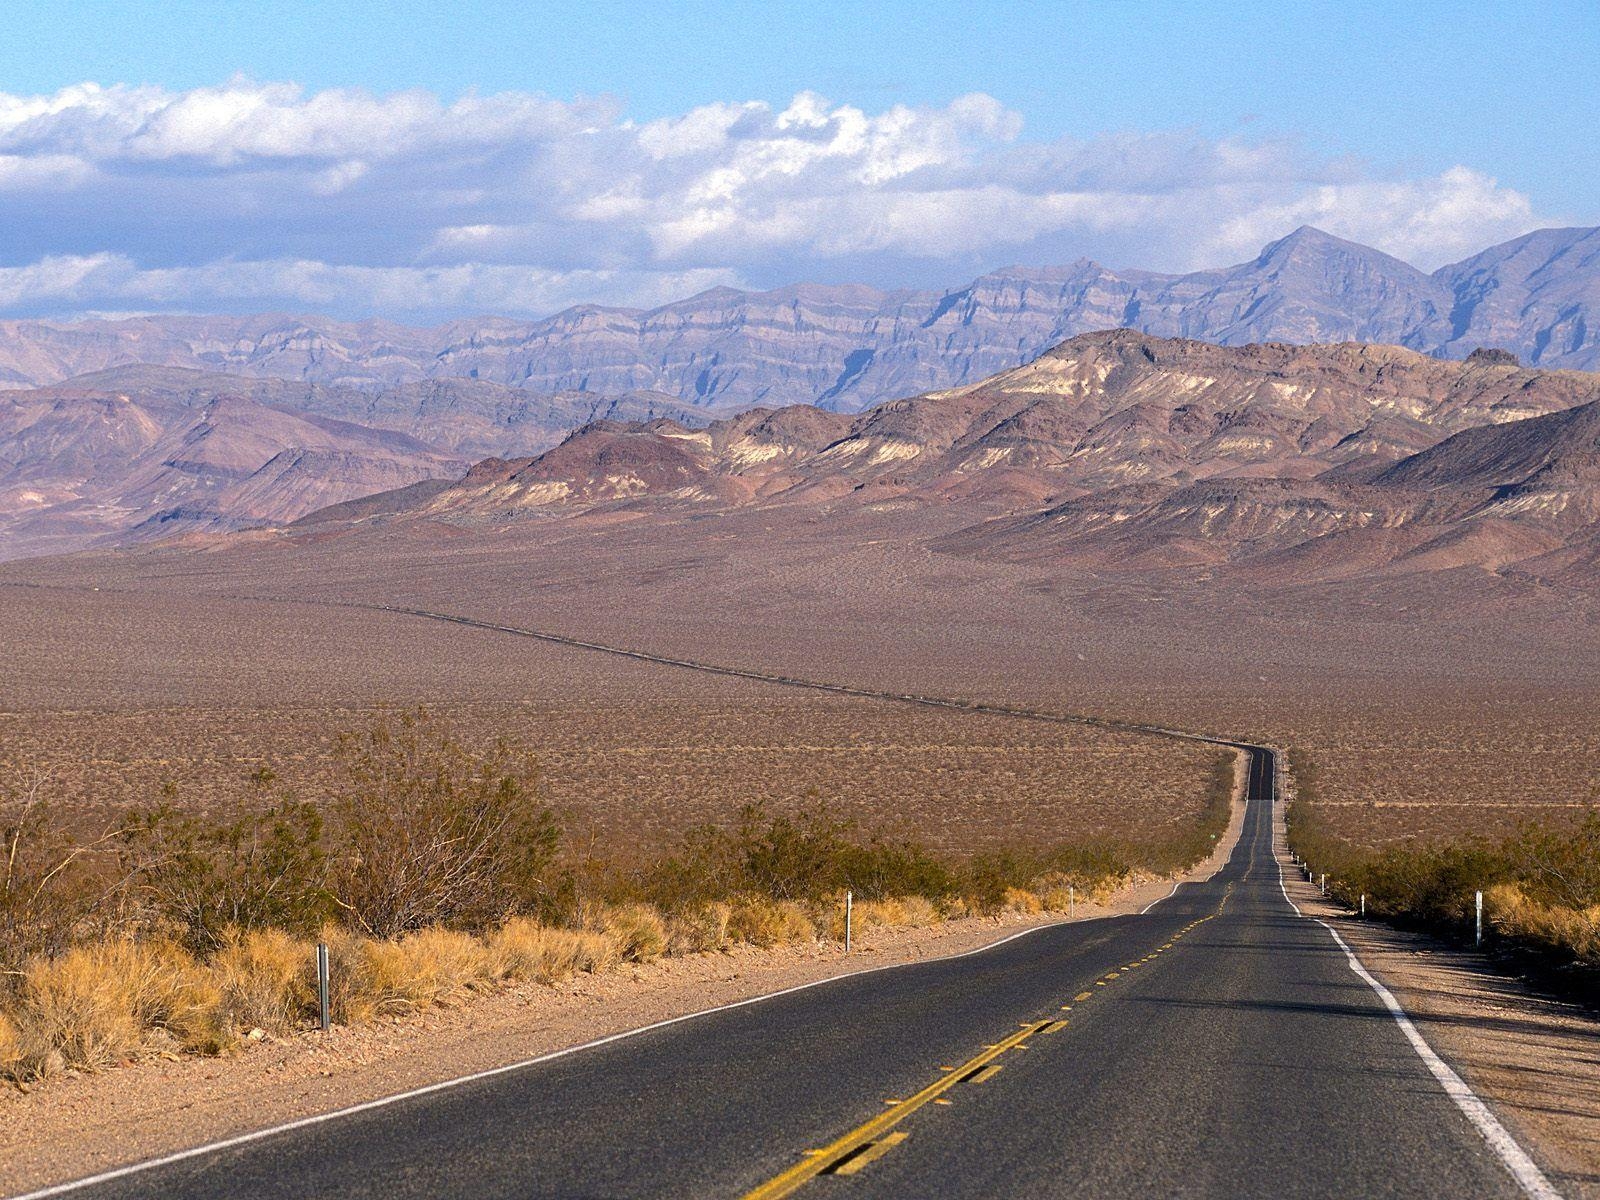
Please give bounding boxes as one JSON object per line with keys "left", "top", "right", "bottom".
{"left": 742, "top": 1019, "right": 1061, "bottom": 1200}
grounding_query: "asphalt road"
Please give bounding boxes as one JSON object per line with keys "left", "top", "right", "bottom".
{"left": 24, "top": 744, "right": 1547, "bottom": 1200}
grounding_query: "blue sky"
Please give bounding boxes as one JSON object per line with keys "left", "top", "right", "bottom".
{"left": 0, "top": 0, "right": 1592, "bottom": 321}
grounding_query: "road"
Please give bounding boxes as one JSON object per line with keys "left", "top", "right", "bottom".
{"left": 22, "top": 744, "right": 1554, "bottom": 1200}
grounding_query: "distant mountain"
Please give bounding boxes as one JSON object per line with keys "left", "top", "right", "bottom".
{"left": 0, "top": 367, "right": 722, "bottom": 560}
{"left": 0, "top": 227, "right": 1596, "bottom": 412}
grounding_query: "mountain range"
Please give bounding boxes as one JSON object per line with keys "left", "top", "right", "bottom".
{"left": 0, "top": 225, "right": 1596, "bottom": 415}
{"left": 325, "top": 331, "right": 1600, "bottom": 588}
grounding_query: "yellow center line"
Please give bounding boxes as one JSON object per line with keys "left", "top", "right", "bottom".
{"left": 830, "top": 1131, "right": 908, "bottom": 1176}
{"left": 740, "top": 1020, "right": 1051, "bottom": 1200}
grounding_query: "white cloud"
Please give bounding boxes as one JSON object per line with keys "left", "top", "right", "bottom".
{"left": 0, "top": 80, "right": 1560, "bottom": 321}
{"left": 0, "top": 254, "right": 741, "bottom": 317}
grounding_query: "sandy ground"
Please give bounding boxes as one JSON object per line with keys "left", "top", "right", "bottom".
{"left": 0, "top": 772, "right": 1246, "bottom": 1196}
{"left": 1277, "top": 821, "right": 1600, "bottom": 1199}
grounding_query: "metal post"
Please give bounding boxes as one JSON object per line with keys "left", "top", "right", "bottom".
{"left": 317, "top": 942, "right": 331, "bottom": 1032}
{"left": 1475, "top": 890, "right": 1484, "bottom": 948}
{"left": 844, "top": 891, "right": 853, "bottom": 953}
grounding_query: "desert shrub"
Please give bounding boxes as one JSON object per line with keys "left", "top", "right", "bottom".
{"left": 1503, "top": 809, "right": 1600, "bottom": 911}
{"left": 1, "top": 768, "right": 112, "bottom": 971}
{"left": 1287, "top": 748, "right": 1600, "bottom": 966}
{"left": 120, "top": 792, "right": 327, "bottom": 954}
{"left": 959, "top": 849, "right": 1042, "bottom": 913}
{"left": 638, "top": 805, "right": 956, "bottom": 912}
{"left": 325, "top": 711, "right": 560, "bottom": 937}
{"left": 732, "top": 807, "right": 853, "bottom": 903}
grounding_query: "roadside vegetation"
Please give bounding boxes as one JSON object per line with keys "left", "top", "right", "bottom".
{"left": 1285, "top": 749, "right": 1600, "bottom": 969}
{"left": 0, "top": 714, "right": 1236, "bottom": 1082}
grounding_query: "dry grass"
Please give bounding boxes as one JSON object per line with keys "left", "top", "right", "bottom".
{"left": 1002, "top": 887, "right": 1044, "bottom": 916}
{"left": 1487, "top": 885, "right": 1600, "bottom": 962}
{"left": 7, "top": 940, "right": 227, "bottom": 1076}
{"left": 211, "top": 929, "right": 313, "bottom": 1035}
{"left": 848, "top": 896, "right": 940, "bottom": 935}
{"left": 726, "top": 898, "right": 818, "bottom": 948}
{"left": 0, "top": 892, "right": 963, "bottom": 1082}
{"left": 0, "top": 1010, "right": 22, "bottom": 1071}
{"left": 333, "top": 928, "right": 500, "bottom": 1022}
{"left": 592, "top": 904, "right": 668, "bottom": 963}
{"left": 489, "top": 918, "right": 619, "bottom": 983}
{"left": 664, "top": 903, "right": 732, "bottom": 955}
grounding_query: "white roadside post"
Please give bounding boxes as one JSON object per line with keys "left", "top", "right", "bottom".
{"left": 317, "top": 942, "right": 331, "bottom": 1032}
{"left": 1069, "top": 885, "right": 1075, "bottom": 918}
{"left": 1320, "top": 872, "right": 1326, "bottom": 896}
{"left": 844, "top": 890, "right": 853, "bottom": 953}
{"left": 1360, "top": 893, "right": 1366, "bottom": 917}
{"left": 1476, "top": 890, "right": 1484, "bottom": 947}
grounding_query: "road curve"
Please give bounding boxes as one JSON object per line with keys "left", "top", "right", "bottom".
{"left": 16, "top": 745, "right": 1555, "bottom": 1200}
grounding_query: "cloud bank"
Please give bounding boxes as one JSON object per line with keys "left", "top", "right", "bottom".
{"left": 0, "top": 80, "right": 1552, "bottom": 322}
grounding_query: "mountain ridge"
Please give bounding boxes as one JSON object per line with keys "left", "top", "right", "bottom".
{"left": 1, "top": 226, "right": 1597, "bottom": 412}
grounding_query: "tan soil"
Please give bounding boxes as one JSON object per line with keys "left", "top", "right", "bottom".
{"left": 1278, "top": 817, "right": 1600, "bottom": 1199}
{"left": 0, "top": 775, "right": 1246, "bottom": 1196}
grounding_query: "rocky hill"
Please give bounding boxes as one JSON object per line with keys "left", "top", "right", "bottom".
{"left": 0, "top": 227, "right": 1595, "bottom": 412}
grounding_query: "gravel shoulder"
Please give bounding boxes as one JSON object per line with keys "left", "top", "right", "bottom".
{"left": 1277, "top": 818, "right": 1600, "bottom": 1199}
{"left": 0, "top": 765, "right": 1247, "bottom": 1196}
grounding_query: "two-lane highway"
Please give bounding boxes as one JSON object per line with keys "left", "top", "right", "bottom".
{"left": 17, "top": 745, "right": 1557, "bottom": 1199}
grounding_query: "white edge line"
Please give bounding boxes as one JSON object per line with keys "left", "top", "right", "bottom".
{"left": 1140, "top": 882, "right": 1181, "bottom": 915}
{"left": 9, "top": 914, "right": 1120, "bottom": 1200}
{"left": 1275, "top": 826, "right": 1561, "bottom": 1198}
